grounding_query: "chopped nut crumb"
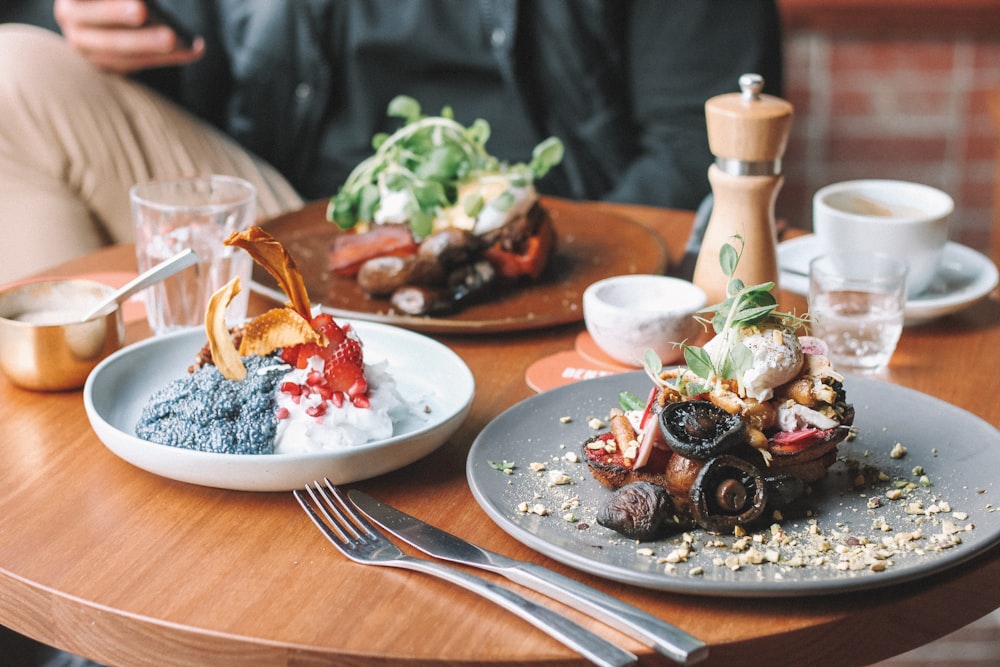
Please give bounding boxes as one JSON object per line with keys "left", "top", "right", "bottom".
{"left": 546, "top": 470, "right": 572, "bottom": 487}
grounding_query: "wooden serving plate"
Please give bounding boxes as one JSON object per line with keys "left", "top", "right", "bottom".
{"left": 254, "top": 196, "right": 669, "bottom": 334}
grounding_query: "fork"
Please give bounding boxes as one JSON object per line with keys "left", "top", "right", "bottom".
{"left": 294, "top": 479, "right": 637, "bottom": 667}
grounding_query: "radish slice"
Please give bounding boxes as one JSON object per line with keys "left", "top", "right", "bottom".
{"left": 632, "top": 415, "right": 662, "bottom": 470}
{"left": 638, "top": 386, "right": 658, "bottom": 430}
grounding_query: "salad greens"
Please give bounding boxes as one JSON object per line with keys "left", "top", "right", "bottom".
{"left": 644, "top": 235, "right": 805, "bottom": 396}
{"left": 326, "top": 95, "right": 564, "bottom": 238}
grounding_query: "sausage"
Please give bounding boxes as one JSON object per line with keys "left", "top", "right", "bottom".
{"left": 357, "top": 256, "right": 415, "bottom": 296}
{"left": 357, "top": 255, "right": 447, "bottom": 296}
{"left": 390, "top": 286, "right": 454, "bottom": 316}
{"left": 418, "top": 228, "right": 483, "bottom": 267}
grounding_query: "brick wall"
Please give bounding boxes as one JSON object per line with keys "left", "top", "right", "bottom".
{"left": 775, "top": 0, "right": 1000, "bottom": 255}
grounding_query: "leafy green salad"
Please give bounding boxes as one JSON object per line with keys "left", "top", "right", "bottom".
{"left": 326, "top": 96, "right": 564, "bottom": 239}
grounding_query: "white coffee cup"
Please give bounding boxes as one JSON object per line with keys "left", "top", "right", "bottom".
{"left": 812, "top": 180, "right": 952, "bottom": 297}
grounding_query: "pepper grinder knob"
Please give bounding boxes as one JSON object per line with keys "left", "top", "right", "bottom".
{"left": 693, "top": 74, "right": 795, "bottom": 305}
{"left": 740, "top": 73, "right": 764, "bottom": 101}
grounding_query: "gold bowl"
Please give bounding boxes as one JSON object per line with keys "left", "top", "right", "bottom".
{"left": 0, "top": 279, "right": 125, "bottom": 391}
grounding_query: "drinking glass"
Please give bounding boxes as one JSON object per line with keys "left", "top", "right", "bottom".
{"left": 131, "top": 175, "right": 256, "bottom": 335}
{"left": 808, "top": 251, "right": 907, "bottom": 372}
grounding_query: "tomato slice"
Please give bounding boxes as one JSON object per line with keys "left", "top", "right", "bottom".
{"left": 483, "top": 216, "right": 555, "bottom": 280}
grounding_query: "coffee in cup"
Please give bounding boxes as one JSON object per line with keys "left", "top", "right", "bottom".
{"left": 812, "top": 180, "right": 952, "bottom": 297}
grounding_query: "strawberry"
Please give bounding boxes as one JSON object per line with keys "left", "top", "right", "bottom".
{"left": 280, "top": 314, "right": 368, "bottom": 401}
{"left": 323, "top": 335, "right": 367, "bottom": 396}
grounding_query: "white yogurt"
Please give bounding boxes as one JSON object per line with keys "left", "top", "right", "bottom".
{"left": 272, "top": 358, "right": 409, "bottom": 455}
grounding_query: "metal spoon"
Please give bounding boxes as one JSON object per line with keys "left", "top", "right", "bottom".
{"left": 80, "top": 248, "right": 199, "bottom": 322}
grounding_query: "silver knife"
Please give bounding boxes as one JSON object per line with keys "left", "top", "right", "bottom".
{"left": 349, "top": 490, "right": 708, "bottom": 665}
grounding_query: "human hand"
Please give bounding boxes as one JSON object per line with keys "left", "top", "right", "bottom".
{"left": 54, "top": 0, "right": 204, "bottom": 73}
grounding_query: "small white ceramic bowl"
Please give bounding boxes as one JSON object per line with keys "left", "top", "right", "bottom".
{"left": 583, "top": 275, "right": 706, "bottom": 367}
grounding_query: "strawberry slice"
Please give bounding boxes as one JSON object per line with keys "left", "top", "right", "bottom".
{"left": 280, "top": 314, "right": 369, "bottom": 402}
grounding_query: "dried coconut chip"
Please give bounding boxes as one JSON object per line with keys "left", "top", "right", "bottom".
{"left": 238, "top": 307, "right": 325, "bottom": 357}
{"left": 206, "top": 276, "right": 247, "bottom": 381}
{"left": 225, "top": 227, "right": 312, "bottom": 319}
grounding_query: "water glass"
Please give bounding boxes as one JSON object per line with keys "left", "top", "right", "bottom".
{"left": 808, "top": 251, "right": 907, "bottom": 372}
{"left": 131, "top": 176, "right": 256, "bottom": 335}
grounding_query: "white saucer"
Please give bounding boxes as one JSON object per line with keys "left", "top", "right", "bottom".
{"left": 778, "top": 235, "right": 998, "bottom": 325}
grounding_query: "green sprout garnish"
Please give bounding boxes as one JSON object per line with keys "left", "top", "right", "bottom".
{"left": 326, "top": 95, "right": 564, "bottom": 237}
{"left": 618, "top": 391, "right": 645, "bottom": 412}
{"left": 488, "top": 459, "right": 516, "bottom": 474}
{"left": 643, "top": 235, "right": 806, "bottom": 397}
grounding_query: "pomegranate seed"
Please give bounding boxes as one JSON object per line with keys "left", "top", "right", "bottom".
{"left": 280, "top": 381, "right": 301, "bottom": 396}
{"left": 330, "top": 391, "right": 344, "bottom": 408}
{"left": 275, "top": 407, "right": 290, "bottom": 420}
{"left": 306, "top": 403, "right": 327, "bottom": 418}
{"left": 306, "top": 370, "right": 324, "bottom": 386}
{"left": 347, "top": 376, "right": 368, "bottom": 399}
{"left": 352, "top": 394, "right": 371, "bottom": 409}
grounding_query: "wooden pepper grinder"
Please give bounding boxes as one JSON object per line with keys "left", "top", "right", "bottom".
{"left": 692, "top": 73, "right": 793, "bottom": 305}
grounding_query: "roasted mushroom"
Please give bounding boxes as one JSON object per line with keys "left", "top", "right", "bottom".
{"left": 659, "top": 400, "right": 746, "bottom": 460}
{"left": 689, "top": 455, "right": 767, "bottom": 533}
{"left": 596, "top": 481, "right": 675, "bottom": 541}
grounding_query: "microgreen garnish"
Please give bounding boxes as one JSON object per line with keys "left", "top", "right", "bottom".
{"left": 488, "top": 459, "right": 516, "bottom": 474}
{"left": 618, "top": 391, "right": 645, "bottom": 412}
{"left": 326, "top": 95, "right": 564, "bottom": 237}
{"left": 643, "top": 235, "right": 805, "bottom": 397}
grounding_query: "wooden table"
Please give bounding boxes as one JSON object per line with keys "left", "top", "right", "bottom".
{"left": 1, "top": 202, "right": 998, "bottom": 667}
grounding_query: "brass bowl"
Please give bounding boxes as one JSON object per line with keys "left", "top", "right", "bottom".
{"left": 0, "top": 279, "right": 125, "bottom": 391}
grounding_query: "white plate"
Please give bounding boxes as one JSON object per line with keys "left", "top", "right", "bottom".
{"left": 778, "top": 236, "right": 998, "bottom": 325}
{"left": 84, "top": 322, "right": 474, "bottom": 491}
{"left": 467, "top": 371, "right": 1000, "bottom": 597}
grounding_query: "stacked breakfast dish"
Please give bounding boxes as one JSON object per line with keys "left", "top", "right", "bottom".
{"left": 136, "top": 228, "right": 409, "bottom": 455}
{"left": 583, "top": 238, "right": 855, "bottom": 540}
{"left": 325, "top": 96, "right": 564, "bottom": 315}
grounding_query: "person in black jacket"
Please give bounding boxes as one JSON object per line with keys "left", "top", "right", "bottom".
{"left": 0, "top": 0, "right": 782, "bottom": 282}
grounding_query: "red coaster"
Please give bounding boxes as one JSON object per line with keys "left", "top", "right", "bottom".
{"left": 574, "top": 331, "right": 641, "bottom": 371}
{"left": 524, "top": 350, "right": 626, "bottom": 393}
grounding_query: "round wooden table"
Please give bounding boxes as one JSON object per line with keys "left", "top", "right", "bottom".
{"left": 0, "top": 201, "right": 997, "bottom": 666}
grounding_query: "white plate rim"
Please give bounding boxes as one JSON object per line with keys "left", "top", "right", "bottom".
{"left": 777, "top": 236, "right": 998, "bottom": 324}
{"left": 466, "top": 371, "right": 1000, "bottom": 597}
{"left": 84, "top": 321, "right": 474, "bottom": 491}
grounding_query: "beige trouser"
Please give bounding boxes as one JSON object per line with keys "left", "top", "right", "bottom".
{"left": 0, "top": 24, "right": 304, "bottom": 284}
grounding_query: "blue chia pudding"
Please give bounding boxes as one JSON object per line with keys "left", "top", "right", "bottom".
{"left": 136, "top": 354, "right": 286, "bottom": 454}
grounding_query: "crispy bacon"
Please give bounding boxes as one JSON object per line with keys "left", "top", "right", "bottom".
{"left": 329, "top": 224, "right": 419, "bottom": 277}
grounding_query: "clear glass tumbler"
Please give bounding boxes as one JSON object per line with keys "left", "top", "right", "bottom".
{"left": 131, "top": 175, "right": 256, "bottom": 335}
{"left": 808, "top": 251, "right": 907, "bottom": 372}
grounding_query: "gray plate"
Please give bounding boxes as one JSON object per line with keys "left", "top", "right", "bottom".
{"left": 467, "top": 372, "right": 1000, "bottom": 597}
